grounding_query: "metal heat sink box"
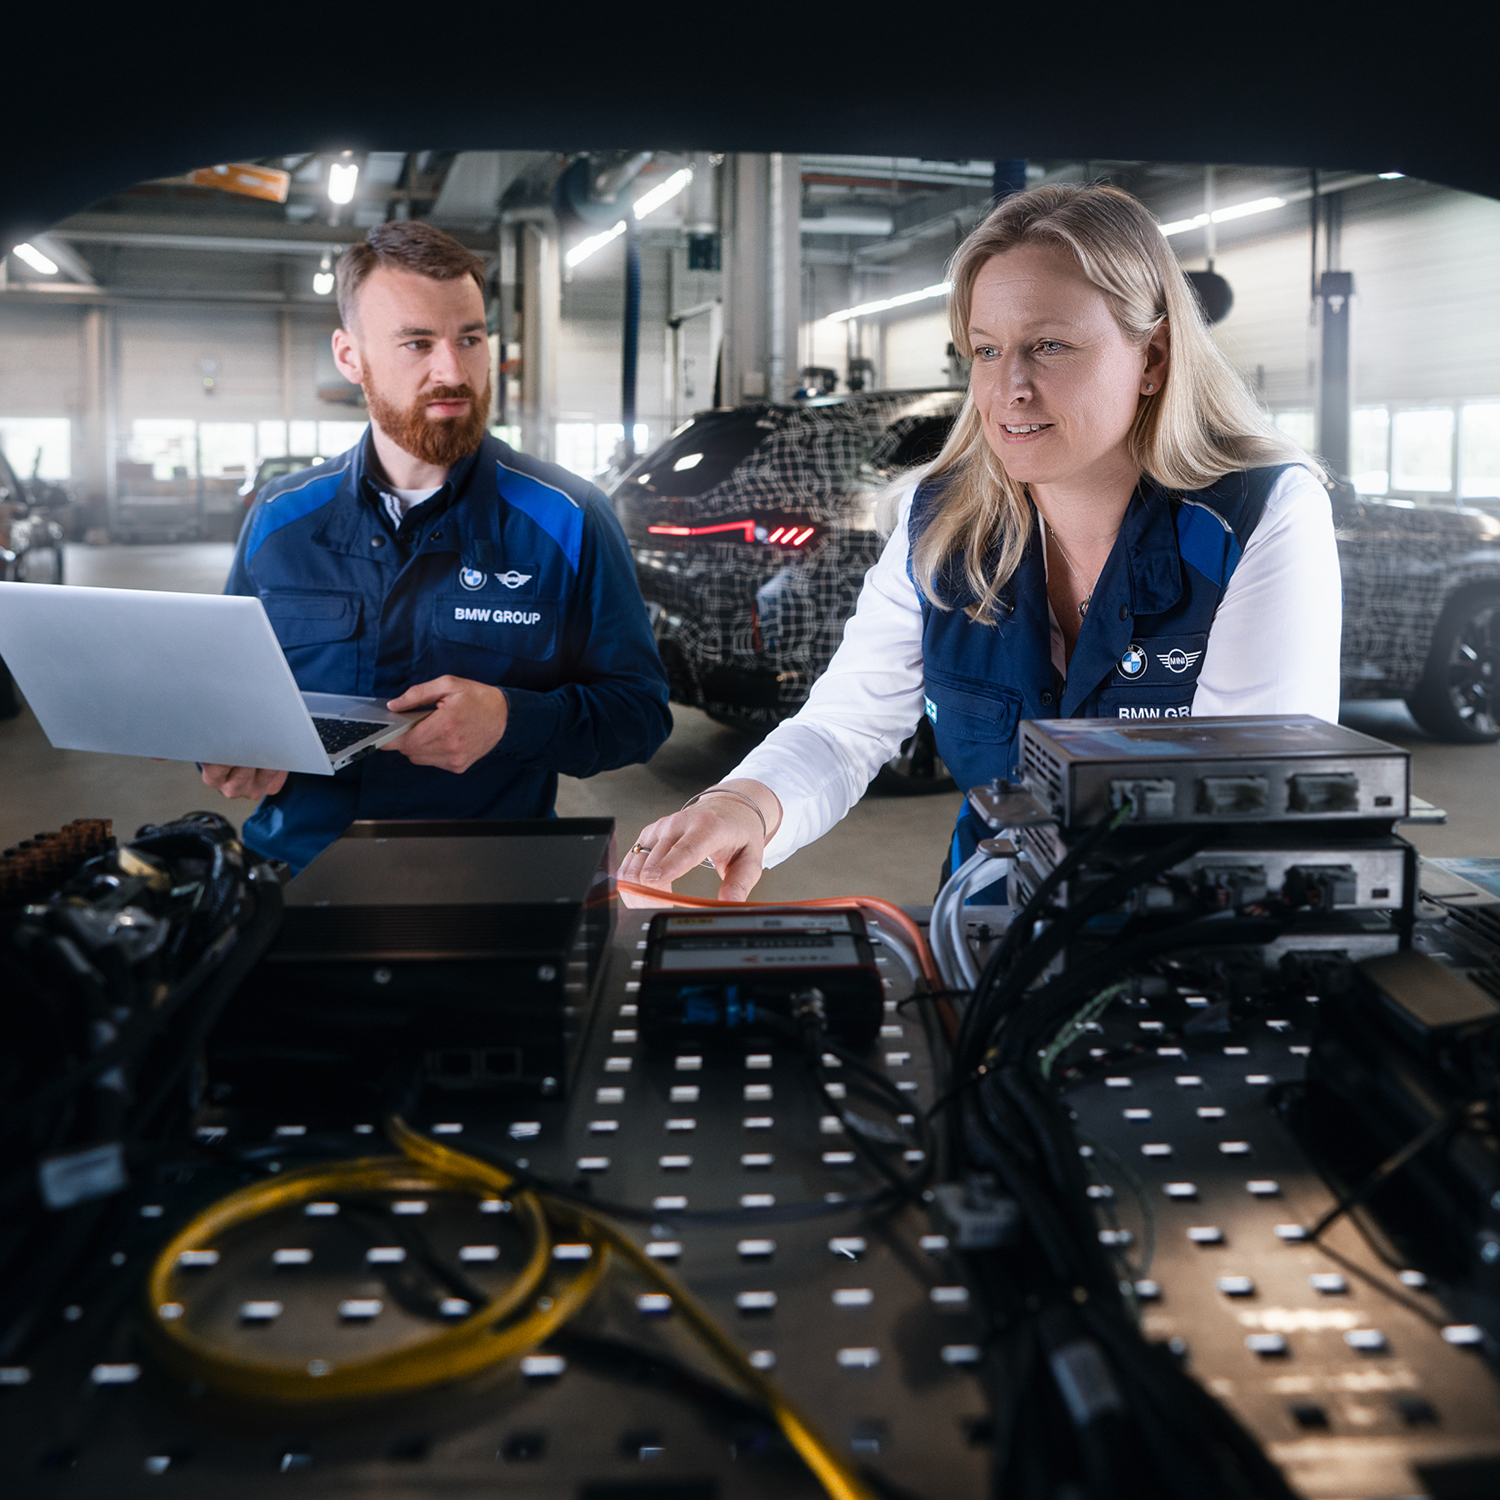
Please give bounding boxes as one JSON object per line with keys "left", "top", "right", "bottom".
{"left": 205, "top": 818, "right": 615, "bottom": 1110}
{"left": 1017, "top": 715, "right": 1409, "bottom": 830}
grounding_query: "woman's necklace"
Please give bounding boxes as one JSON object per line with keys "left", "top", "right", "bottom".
{"left": 1045, "top": 521, "right": 1098, "bottom": 618}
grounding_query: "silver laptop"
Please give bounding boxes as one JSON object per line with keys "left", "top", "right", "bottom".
{"left": 0, "top": 583, "right": 428, "bottom": 775}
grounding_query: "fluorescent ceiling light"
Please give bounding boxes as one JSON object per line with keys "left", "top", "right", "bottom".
{"left": 12, "top": 242, "right": 58, "bottom": 275}
{"left": 327, "top": 161, "right": 360, "bottom": 205}
{"left": 825, "top": 281, "right": 953, "bottom": 323}
{"left": 801, "top": 213, "right": 895, "bottom": 236}
{"left": 313, "top": 271, "right": 334, "bottom": 295}
{"left": 566, "top": 219, "right": 627, "bottom": 269}
{"left": 1158, "top": 196, "right": 1286, "bottom": 237}
{"left": 633, "top": 167, "right": 693, "bottom": 221}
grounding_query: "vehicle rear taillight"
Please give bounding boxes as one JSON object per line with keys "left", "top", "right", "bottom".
{"left": 764, "top": 525, "right": 816, "bottom": 547}
{"left": 646, "top": 519, "right": 818, "bottom": 548}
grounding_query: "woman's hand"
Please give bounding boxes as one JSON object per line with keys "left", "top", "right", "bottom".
{"left": 619, "top": 780, "right": 782, "bottom": 903}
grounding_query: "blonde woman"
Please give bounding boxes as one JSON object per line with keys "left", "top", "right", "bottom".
{"left": 621, "top": 183, "right": 1340, "bottom": 899}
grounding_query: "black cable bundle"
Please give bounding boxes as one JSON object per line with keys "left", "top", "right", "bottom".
{"left": 943, "top": 816, "right": 1299, "bottom": 1500}
{"left": 0, "top": 811, "right": 282, "bottom": 1363}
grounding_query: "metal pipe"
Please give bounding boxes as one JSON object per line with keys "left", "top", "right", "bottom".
{"left": 769, "top": 152, "right": 786, "bottom": 403}
{"left": 622, "top": 227, "right": 641, "bottom": 460}
{"left": 1203, "top": 164, "right": 1216, "bottom": 269}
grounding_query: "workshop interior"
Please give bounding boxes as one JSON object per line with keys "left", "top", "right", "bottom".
{"left": 5, "top": 61, "right": 1500, "bottom": 1500}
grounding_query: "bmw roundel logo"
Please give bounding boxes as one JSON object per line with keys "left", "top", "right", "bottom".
{"left": 1118, "top": 644, "right": 1148, "bottom": 679}
{"left": 459, "top": 567, "right": 487, "bottom": 591}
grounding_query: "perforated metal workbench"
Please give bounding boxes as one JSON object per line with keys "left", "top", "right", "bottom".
{"left": 2, "top": 905, "right": 1499, "bottom": 1499}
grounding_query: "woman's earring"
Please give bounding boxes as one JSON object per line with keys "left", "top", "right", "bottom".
{"left": 1144, "top": 383, "right": 1155, "bottom": 394}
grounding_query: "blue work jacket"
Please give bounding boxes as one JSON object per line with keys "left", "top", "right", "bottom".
{"left": 225, "top": 430, "right": 672, "bottom": 871}
{"left": 911, "top": 464, "right": 1291, "bottom": 879}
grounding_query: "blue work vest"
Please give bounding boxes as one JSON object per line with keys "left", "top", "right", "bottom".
{"left": 225, "top": 430, "right": 671, "bottom": 872}
{"left": 911, "top": 464, "right": 1293, "bottom": 882}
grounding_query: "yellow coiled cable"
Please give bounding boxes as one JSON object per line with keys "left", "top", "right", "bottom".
{"left": 144, "top": 1152, "right": 600, "bottom": 1403}
{"left": 145, "top": 1119, "right": 876, "bottom": 1500}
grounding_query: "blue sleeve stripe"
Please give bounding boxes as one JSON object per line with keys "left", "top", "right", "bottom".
{"left": 496, "top": 460, "right": 585, "bottom": 572}
{"left": 245, "top": 467, "right": 349, "bottom": 561}
{"left": 1176, "top": 499, "right": 1242, "bottom": 588}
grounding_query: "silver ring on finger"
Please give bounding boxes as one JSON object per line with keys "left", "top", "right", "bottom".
{"left": 628, "top": 842, "right": 652, "bottom": 855}
{"left": 700, "top": 858, "right": 716, "bottom": 871}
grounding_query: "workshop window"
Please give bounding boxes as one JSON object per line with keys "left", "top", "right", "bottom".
{"left": 1459, "top": 403, "right": 1500, "bottom": 501}
{"left": 128, "top": 418, "right": 199, "bottom": 479}
{"left": 317, "top": 421, "right": 368, "bottom": 457}
{"left": 1351, "top": 407, "right": 1390, "bottom": 495}
{"left": 1273, "top": 410, "right": 1315, "bottom": 453}
{"left": 0, "top": 417, "right": 71, "bottom": 480}
{"left": 1391, "top": 408, "right": 1455, "bottom": 494}
{"left": 198, "top": 422, "right": 256, "bottom": 478}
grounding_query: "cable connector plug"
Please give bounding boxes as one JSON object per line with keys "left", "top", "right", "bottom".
{"left": 930, "top": 1174, "right": 1020, "bottom": 1250}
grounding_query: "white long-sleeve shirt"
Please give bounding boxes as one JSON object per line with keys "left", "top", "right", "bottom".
{"left": 732, "top": 465, "right": 1342, "bottom": 868}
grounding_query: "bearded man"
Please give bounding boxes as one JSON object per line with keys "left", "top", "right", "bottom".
{"left": 211, "top": 221, "right": 671, "bottom": 872}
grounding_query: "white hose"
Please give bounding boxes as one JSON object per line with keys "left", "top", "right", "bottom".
{"left": 930, "top": 848, "right": 1007, "bottom": 994}
{"left": 866, "top": 920, "right": 922, "bottom": 987}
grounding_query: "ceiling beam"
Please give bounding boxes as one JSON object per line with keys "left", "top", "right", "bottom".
{"left": 0, "top": 282, "right": 342, "bottom": 312}
{"left": 47, "top": 213, "right": 495, "bottom": 254}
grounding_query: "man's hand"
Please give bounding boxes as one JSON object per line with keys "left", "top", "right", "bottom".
{"left": 201, "top": 765, "right": 289, "bottom": 800}
{"left": 383, "top": 676, "right": 509, "bottom": 774}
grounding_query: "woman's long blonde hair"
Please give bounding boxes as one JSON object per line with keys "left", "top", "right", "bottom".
{"left": 910, "top": 182, "right": 1318, "bottom": 624}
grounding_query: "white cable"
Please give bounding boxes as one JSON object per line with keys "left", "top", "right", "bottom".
{"left": 944, "top": 856, "right": 1010, "bottom": 991}
{"left": 866, "top": 920, "right": 921, "bottom": 987}
{"left": 930, "top": 848, "right": 1000, "bottom": 993}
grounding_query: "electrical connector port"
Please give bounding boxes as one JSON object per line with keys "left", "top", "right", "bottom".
{"left": 1110, "top": 778, "right": 1175, "bottom": 819}
{"left": 1199, "top": 865, "right": 1269, "bottom": 908}
{"left": 1283, "top": 865, "right": 1358, "bottom": 909}
{"left": 1288, "top": 772, "right": 1360, "bottom": 813}
{"left": 1196, "top": 776, "right": 1269, "bottom": 816}
{"left": 930, "top": 1175, "right": 1020, "bottom": 1250}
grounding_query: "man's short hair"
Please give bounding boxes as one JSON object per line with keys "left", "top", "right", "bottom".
{"left": 335, "top": 222, "right": 487, "bottom": 328}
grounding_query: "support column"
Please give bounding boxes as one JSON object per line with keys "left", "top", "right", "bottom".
{"left": 278, "top": 309, "right": 293, "bottom": 438}
{"left": 519, "top": 219, "right": 560, "bottom": 461}
{"left": 721, "top": 154, "right": 801, "bottom": 406}
{"left": 1316, "top": 269, "right": 1354, "bottom": 477}
{"left": 78, "top": 304, "right": 118, "bottom": 533}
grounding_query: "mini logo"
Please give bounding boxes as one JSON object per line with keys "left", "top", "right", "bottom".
{"left": 459, "top": 567, "right": 486, "bottom": 591}
{"left": 1157, "top": 648, "right": 1203, "bottom": 674}
{"left": 495, "top": 570, "right": 533, "bottom": 589}
{"left": 924, "top": 695, "right": 938, "bottom": 725}
{"left": 1118, "top": 645, "right": 1148, "bottom": 679}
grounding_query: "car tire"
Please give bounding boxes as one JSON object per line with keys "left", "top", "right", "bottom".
{"left": 1406, "top": 586, "right": 1500, "bottom": 743}
{"left": 870, "top": 717, "right": 957, "bottom": 796}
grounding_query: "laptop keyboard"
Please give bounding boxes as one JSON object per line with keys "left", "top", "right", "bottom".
{"left": 311, "top": 716, "right": 388, "bottom": 755}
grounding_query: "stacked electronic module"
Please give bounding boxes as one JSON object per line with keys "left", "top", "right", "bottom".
{"left": 972, "top": 715, "right": 1417, "bottom": 971}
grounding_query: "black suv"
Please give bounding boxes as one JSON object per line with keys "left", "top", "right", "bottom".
{"left": 610, "top": 391, "right": 962, "bottom": 788}
{"left": 612, "top": 396, "right": 1500, "bottom": 752}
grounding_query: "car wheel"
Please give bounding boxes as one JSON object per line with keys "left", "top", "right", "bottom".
{"left": 1406, "top": 587, "right": 1500, "bottom": 743}
{"left": 870, "top": 717, "right": 957, "bottom": 796}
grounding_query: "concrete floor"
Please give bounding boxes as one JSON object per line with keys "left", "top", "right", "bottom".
{"left": 3, "top": 543, "right": 1498, "bottom": 898}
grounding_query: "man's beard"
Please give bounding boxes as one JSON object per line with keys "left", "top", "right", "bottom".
{"left": 364, "top": 374, "right": 491, "bottom": 468}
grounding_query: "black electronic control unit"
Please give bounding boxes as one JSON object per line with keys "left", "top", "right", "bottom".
{"left": 638, "top": 906, "right": 884, "bottom": 1049}
{"left": 205, "top": 818, "right": 615, "bottom": 1110}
